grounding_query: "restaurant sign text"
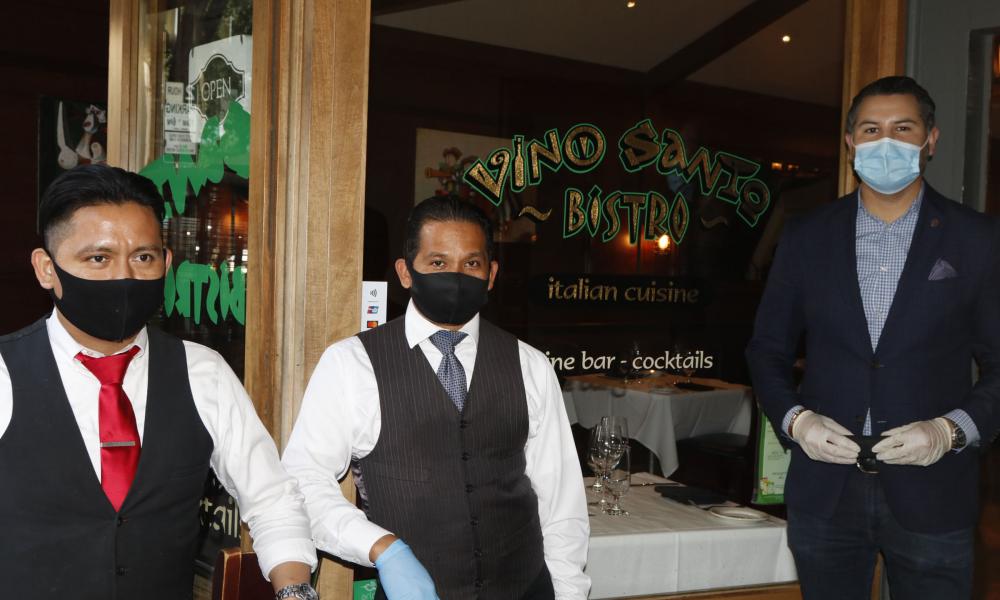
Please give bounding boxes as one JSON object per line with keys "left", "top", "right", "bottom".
{"left": 462, "top": 119, "right": 771, "bottom": 245}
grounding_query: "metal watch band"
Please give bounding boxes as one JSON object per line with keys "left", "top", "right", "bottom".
{"left": 275, "top": 583, "right": 319, "bottom": 600}
{"left": 944, "top": 417, "right": 966, "bottom": 451}
{"left": 787, "top": 408, "right": 806, "bottom": 437}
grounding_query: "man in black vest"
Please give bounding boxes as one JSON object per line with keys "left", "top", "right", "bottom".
{"left": 0, "top": 165, "right": 318, "bottom": 599}
{"left": 283, "top": 196, "right": 590, "bottom": 599}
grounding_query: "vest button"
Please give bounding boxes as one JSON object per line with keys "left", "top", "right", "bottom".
{"left": 470, "top": 517, "right": 479, "bottom": 527}
{"left": 474, "top": 548, "right": 483, "bottom": 558}
{"left": 461, "top": 452, "right": 471, "bottom": 461}
{"left": 474, "top": 579, "right": 484, "bottom": 589}
{"left": 116, "top": 567, "right": 129, "bottom": 576}
{"left": 465, "top": 484, "right": 475, "bottom": 493}
{"left": 460, "top": 419, "right": 470, "bottom": 428}
{"left": 116, "top": 516, "right": 126, "bottom": 526}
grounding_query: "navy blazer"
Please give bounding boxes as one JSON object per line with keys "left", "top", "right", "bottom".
{"left": 747, "top": 183, "right": 1000, "bottom": 533}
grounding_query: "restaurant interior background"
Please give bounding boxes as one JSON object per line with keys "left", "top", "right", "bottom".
{"left": 0, "top": 0, "right": 999, "bottom": 598}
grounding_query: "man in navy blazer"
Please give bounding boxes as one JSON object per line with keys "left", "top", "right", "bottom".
{"left": 748, "top": 76, "right": 1000, "bottom": 599}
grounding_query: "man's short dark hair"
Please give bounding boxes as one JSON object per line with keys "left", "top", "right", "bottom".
{"left": 845, "top": 76, "right": 936, "bottom": 133}
{"left": 38, "top": 164, "right": 165, "bottom": 251}
{"left": 404, "top": 196, "right": 494, "bottom": 264}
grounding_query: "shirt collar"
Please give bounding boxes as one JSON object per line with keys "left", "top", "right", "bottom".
{"left": 403, "top": 299, "right": 480, "bottom": 350}
{"left": 46, "top": 309, "right": 148, "bottom": 362}
{"left": 856, "top": 183, "right": 924, "bottom": 226}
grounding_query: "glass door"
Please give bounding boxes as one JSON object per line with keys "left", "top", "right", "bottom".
{"left": 133, "top": 0, "right": 255, "bottom": 586}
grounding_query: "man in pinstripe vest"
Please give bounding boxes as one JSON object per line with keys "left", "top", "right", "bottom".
{"left": 284, "top": 196, "right": 590, "bottom": 599}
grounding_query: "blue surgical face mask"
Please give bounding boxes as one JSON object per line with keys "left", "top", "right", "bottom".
{"left": 852, "top": 136, "right": 928, "bottom": 195}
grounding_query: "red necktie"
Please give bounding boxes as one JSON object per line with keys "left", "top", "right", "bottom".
{"left": 77, "top": 346, "right": 142, "bottom": 511}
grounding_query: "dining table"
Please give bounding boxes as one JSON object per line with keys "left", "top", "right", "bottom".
{"left": 563, "top": 373, "right": 752, "bottom": 477}
{"left": 585, "top": 473, "right": 798, "bottom": 599}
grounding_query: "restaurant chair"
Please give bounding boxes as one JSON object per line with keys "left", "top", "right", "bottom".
{"left": 672, "top": 396, "right": 761, "bottom": 504}
{"left": 211, "top": 548, "right": 274, "bottom": 600}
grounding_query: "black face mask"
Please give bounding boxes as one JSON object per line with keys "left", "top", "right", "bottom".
{"left": 48, "top": 256, "right": 165, "bottom": 342}
{"left": 407, "top": 264, "right": 490, "bottom": 326}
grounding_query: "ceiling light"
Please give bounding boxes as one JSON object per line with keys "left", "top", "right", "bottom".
{"left": 781, "top": 35, "right": 791, "bottom": 43}
{"left": 626, "top": 1, "right": 637, "bottom": 7}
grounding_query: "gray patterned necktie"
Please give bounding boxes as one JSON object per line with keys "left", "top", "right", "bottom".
{"left": 430, "top": 330, "right": 468, "bottom": 411}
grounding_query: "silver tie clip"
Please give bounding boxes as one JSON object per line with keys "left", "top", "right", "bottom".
{"left": 100, "top": 441, "right": 137, "bottom": 448}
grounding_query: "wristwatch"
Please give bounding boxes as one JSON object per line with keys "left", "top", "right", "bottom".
{"left": 275, "top": 583, "right": 319, "bottom": 600}
{"left": 944, "top": 417, "right": 967, "bottom": 451}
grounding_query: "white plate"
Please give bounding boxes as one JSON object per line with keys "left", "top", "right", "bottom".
{"left": 707, "top": 506, "right": 768, "bottom": 522}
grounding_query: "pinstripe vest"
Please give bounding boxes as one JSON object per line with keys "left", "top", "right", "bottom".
{"left": 357, "top": 317, "right": 545, "bottom": 599}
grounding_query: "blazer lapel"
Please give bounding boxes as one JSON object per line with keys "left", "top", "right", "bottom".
{"left": 875, "top": 187, "right": 945, "bottom": 354}
{"left": 831, "top": 194, "right": 872, "bottom": 355}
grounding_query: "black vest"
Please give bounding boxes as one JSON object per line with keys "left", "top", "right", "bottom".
{"left": 357, "top": 317, "right": 546, "bottom": 599}
{"left": 0, "top": 319, "right": 214, "bottom": 600}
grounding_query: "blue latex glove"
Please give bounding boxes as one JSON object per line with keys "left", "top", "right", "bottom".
{"left": 374, "top": 539, "right": 439, "bottom": 600}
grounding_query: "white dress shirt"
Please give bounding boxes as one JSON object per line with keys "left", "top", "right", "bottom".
{"left": 282, "top": 301, "right": 591, "bottom": 599}
{"left": 0, "top": 312, "right": 317, "bottom": 578}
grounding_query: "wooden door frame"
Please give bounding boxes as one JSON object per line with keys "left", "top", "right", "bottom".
{"left": 839, "top": 0, "right": 909, "bottom": 196}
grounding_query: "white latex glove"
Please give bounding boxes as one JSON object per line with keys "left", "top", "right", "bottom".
{"left": 872, "top": 418, "right": 952, "bottom": 466}
{"left": 791, "top": 410, "right": 860, "bottom": 464}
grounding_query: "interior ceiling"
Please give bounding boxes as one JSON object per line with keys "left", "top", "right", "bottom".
{"left": 373, "top": 0, "right": 844, "bottom": 107}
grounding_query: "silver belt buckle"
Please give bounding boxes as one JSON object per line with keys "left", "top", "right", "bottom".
{"left": 856, "top": 456, "right": 878, "bottom": 474}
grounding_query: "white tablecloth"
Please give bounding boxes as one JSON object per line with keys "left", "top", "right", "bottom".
{"left": 586, "top": 473, "right": 797, "bottom": 598}
{"left": 564, "top": 375, "right": 751, "bottom": 476}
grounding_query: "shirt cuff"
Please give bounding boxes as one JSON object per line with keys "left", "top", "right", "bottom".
{"left": 253, "top": 538, "right": 318, "bottom": 581}
{"left": 326, "top": 516, "right": 395, "bottom": 568}
{"left": 781, "top": 405, "right": 805, "bottom": 440}
{"left": 944, "top": 409, "right": 980, "bottom": 452}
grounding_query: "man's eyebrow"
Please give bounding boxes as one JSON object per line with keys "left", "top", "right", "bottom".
{"left": 74, "top": 244, "right": 116, "bottom": 254}
{"left": 74, "top": 243, "right": 164, "bottom": 254}
{"left": 856, "top": 118, "right": 918, "bottom": 126}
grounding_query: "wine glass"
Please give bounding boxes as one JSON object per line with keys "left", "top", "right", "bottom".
{"left": 604, "top": 444, "right": 631, "bottom": 516}
{"left": 587, "top": 425, "right": 609, "bottom": 494}
{"left": 601, "top": 415, "right": 629, "bottom": 447}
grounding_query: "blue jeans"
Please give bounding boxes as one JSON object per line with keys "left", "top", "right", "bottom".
{"left": 787, "top": 468, "right": 973, "bottom": 600}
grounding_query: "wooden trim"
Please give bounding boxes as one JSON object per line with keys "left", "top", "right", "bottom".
{"left": 245, "top": 0, "right": 371, "bottom": 595}
{"left": 106, "top": 0, "right": 139, "bottom": 168}
{"left": 838, "top": 0, "right": 908, "bottom": 196}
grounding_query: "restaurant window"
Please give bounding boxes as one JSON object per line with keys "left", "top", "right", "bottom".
{"left": 364, "top": 1, "right": 842, "bottom": 387}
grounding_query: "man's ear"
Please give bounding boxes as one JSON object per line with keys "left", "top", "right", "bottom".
{"left": 395, "top": 258, "right": 412, "bottom": 289}
{"left": 164, "top": 248, "right": 173, "bottom": 271}
{"left": 31, "top": 248, "right": 57, "bottom": 291}
{"left": 926, "top": 126, "right": 940, "bottom": 158}
{"left": 487, "top": 260, "right": 499, "bottom": 291}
